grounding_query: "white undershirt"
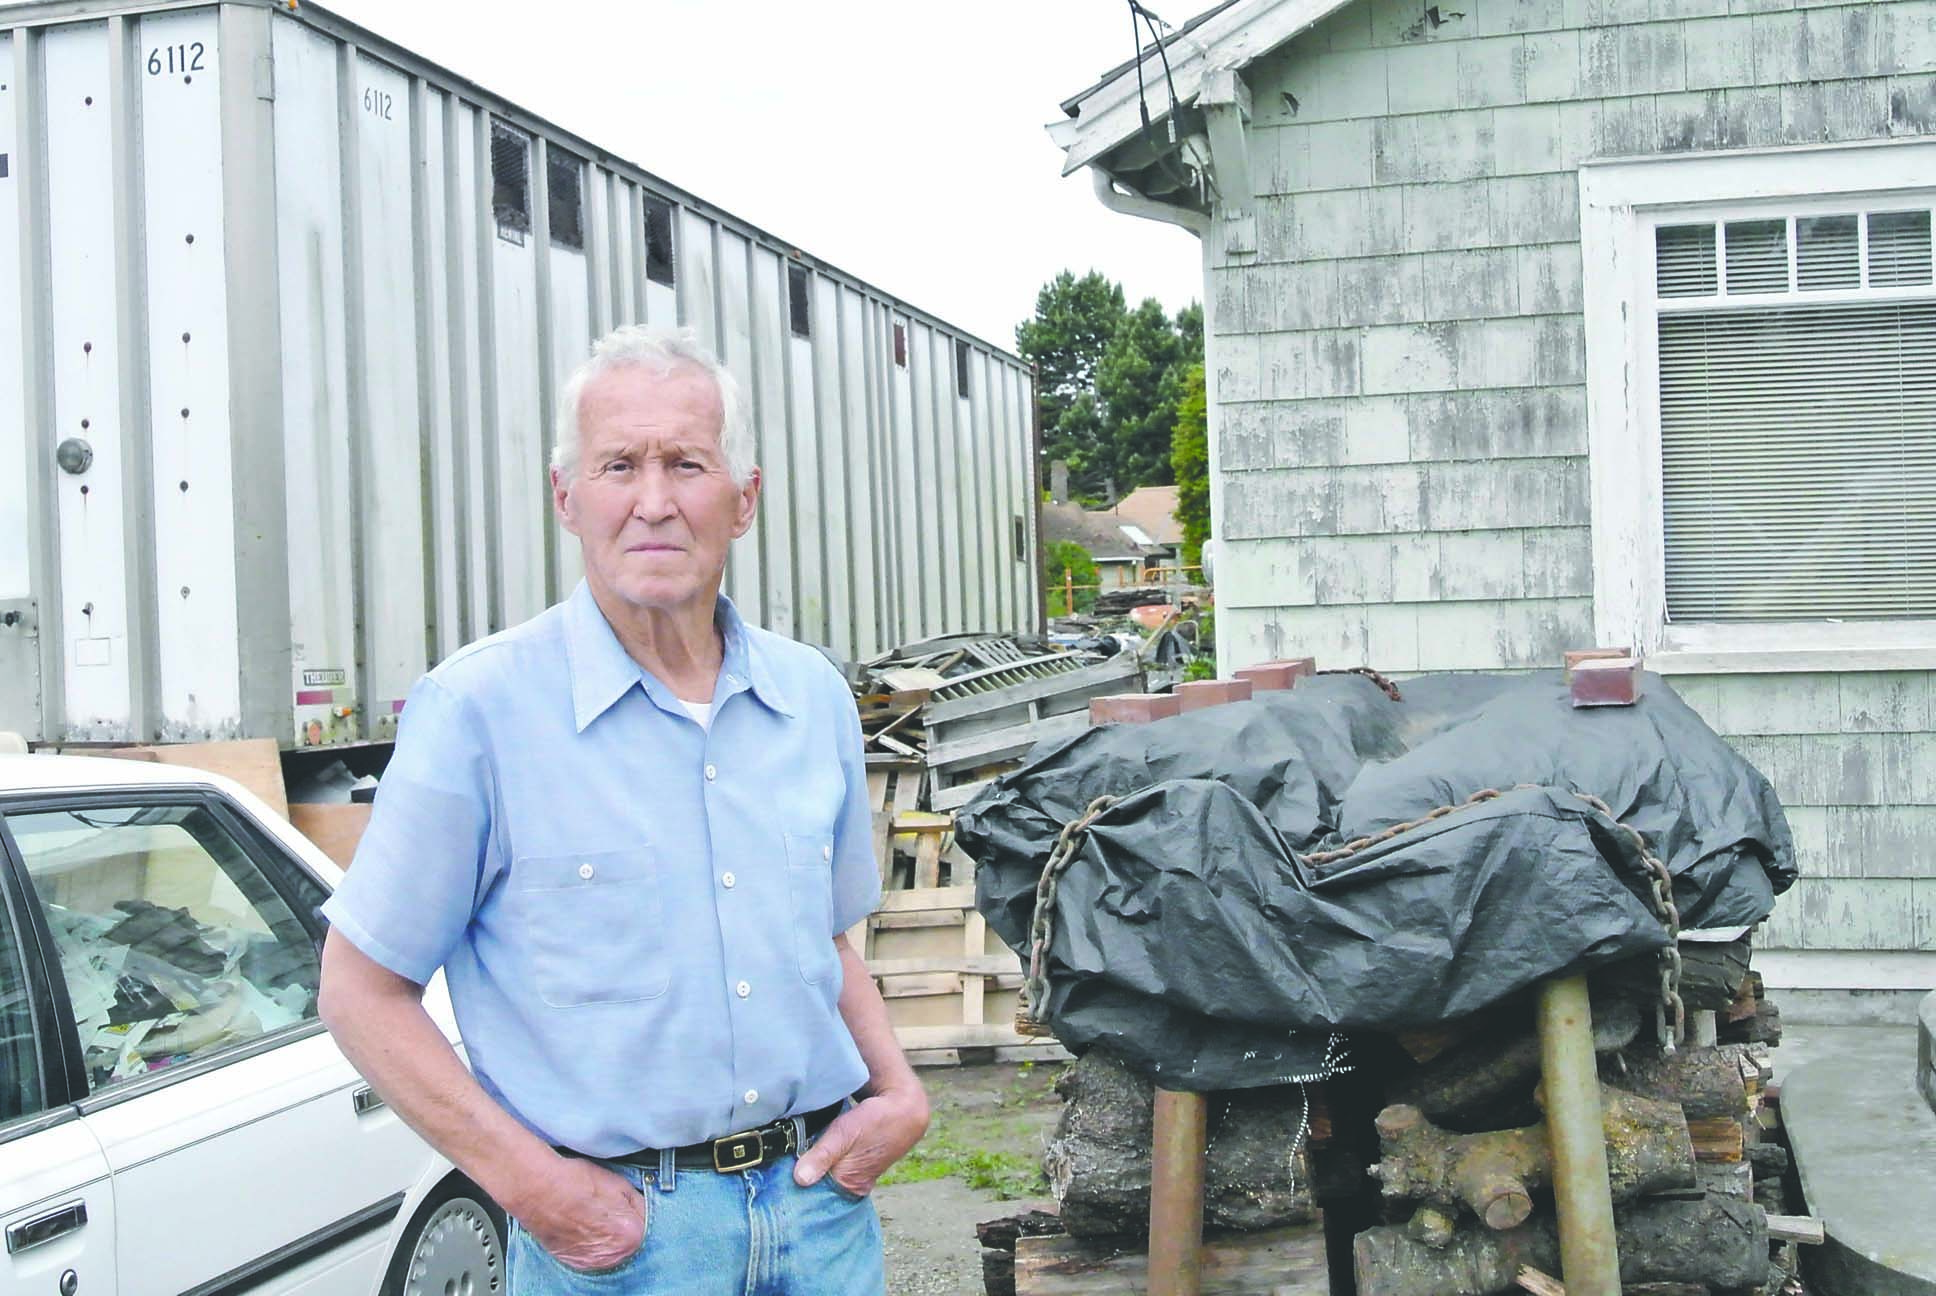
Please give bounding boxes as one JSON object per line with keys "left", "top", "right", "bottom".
{"left": 677, "top": 697, "right": 714, "bottom": 732}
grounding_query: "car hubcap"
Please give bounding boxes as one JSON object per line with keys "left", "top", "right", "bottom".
{"left": 404, "top": 1198, "right": 503, "bottom": 1296}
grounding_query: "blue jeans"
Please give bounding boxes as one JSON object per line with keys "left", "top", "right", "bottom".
{"left": 507, "top": 1152, "right": 885, "bottom": 1295}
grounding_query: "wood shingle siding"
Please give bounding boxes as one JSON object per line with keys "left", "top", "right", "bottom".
{"left": 1193, "top": 0, "right": 1936, "bottom": 972}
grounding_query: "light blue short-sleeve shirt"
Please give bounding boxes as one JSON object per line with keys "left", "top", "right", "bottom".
{"left": 322, "top": 583, "right": 883, "bottom": 1156}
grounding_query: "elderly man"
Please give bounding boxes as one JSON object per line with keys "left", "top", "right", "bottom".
{"left": 318, "top": 325, "right": 927, "bottom": 1295}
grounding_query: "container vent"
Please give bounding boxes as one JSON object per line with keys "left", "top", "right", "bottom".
{"left": 893, "top": 321, "right": 908, "bottom": 368}
{"left": 954, "top": 339, "right": 971, "bottom": 399}
{"left": 644, "top": 195, "right": 676, "bottom": 287}
{"left": 547, "top": 148, "right": 584, "bottom": 252}
{"left": 787, "top": 265, "right": 811, "bottom": 338}
{"left": 491, "top": 122, "right": 530, "bottom": 243}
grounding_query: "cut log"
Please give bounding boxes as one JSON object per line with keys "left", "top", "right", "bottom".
{"left": 1394, "top": 999, "right": 1640, "bottom": 1130}
{"left": 1686, "top": 1115, "right": 1746, "bottom": 1163}
{"left": 1717, "top": 997, "right": 1781, "bottom": 1046}
{"left": 1592, "top": 938, "right": 1752, "bottom": 1013}
{"left": 980, "top": 1210, "right": 1065, "bottom": 1296}
{"left": 1513, "top": 1267, "right": 1565, "bottom": 1296}
{"left": 1353, "top": 1194, "right": 1768, "bottom": 1296}
{"left": 1694, "top": 1159, "right": 1753, "bottom": 1200}
{"left": 1014, "top": 1223, "right": 1328, "bottom": 1295}
{"left": 1042, "top": 1050, "right": 1316, "bottom": 1240}
{"left": 1766, "top": 1214, "right": 1825, "bottom": 1245}
{"left": 1370, "top": 1087, "right": 1694, "bottom": 1233}
{"left": 1602, "top": 1043, "right": 1752, "bottom": 1119}
{"left": 978, "top": 1209, "right": 1065, "bottom": 1251}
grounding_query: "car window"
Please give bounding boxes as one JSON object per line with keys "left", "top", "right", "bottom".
{"left": 0, "top": 882, "right": 44, "bottom": 1123}
{"left": 8, "top": 802, "right": 325, "bottom": 1095}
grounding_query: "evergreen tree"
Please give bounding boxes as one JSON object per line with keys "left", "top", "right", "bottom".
{"left": 1170, "top": 362, "right": 1209, "bottom": 571}
{"left": 1015, "top": 272, "right": 1204, "bottom": 504}
{"left": 1016, "top": 271, "right": 1126, "bottom": 498}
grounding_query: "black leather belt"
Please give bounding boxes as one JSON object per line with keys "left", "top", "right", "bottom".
{"left": 562, "top": 1101, "right": 844, "bottom": 1174}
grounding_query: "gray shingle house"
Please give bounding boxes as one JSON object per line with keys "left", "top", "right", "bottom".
{"left": 1052, "top": 0, "right": 1936, "bottom": 1005}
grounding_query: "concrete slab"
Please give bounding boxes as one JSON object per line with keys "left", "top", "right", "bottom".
{"left": 1783, "top": 1020, "right": 1936, "bottom": 1296}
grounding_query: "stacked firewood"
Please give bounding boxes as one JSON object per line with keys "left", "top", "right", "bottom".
{"left": 978, "top": 939, "right": 1814, "bottom": 1296}
{"left": 1353, "top": 950, "right": 1800, "bottom": 1296}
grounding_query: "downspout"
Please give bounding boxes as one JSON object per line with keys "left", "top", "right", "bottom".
{"left": 1089, "top": 167, "right": 1210, "bottom": 237}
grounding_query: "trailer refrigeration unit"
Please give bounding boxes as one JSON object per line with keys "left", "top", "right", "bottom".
{"left": 0, "top": 0, "right": 1043, "bottom": 749}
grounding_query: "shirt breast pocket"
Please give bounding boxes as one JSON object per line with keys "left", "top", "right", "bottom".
{"left": 785, "top": 831, "right": 839, "bottom": 985}
{"left": 515, "top": 848, "right": 670, "bottom": 1006}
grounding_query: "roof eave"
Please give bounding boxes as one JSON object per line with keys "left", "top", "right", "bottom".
{"left": 1051, "top": 0, "right": 1362, "bottom": 180}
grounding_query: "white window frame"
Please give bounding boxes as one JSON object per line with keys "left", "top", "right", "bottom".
{"left": 1581, "top": 139, "right": 1936, "bottom": 675}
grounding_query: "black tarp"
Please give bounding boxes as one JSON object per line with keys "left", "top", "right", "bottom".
{"left": 956, "top": 671, "right": 1794, "bottom": 1090}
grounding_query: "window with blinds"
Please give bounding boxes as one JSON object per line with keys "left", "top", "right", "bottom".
{"left": 1651, "top": 207, "right": 1935, "bottom": 623}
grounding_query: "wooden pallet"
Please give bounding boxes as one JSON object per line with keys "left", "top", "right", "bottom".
{"left": 853, "top": 783, "right": 1069, "bottom": 1066}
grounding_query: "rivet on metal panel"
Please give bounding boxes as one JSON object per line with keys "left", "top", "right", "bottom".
{"left": 181, "top": 332, "right": 191, "bottom": 344}
{"left": 84, "top": 96, "right": 93, "bottom": 106}
{"left": 178, "top": 481, "right": 189, "bottom": 493}
{"left": 180, "top": 408, "right": 190, "bottom": 419}
{"left": 180, "top": 587, "right": 191, "bottom": 599}
{"left": 82, "top": 341, "right": 91, "bottom": 354}
{"left": 79, "top": 486, "right": 89, "bottom": 496}
{"left": 82, "top": 604, "right": 94, "bottom": 617}
{"left": 185, "top": 233, "right": 195, "bottom": 244}
{"left": 79, "top": 419, "right": 89, "bottom": 429}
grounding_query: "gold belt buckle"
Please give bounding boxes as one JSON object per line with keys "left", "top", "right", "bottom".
{"left": 712, "top": 1129, "right": 765, "bottom": 1173}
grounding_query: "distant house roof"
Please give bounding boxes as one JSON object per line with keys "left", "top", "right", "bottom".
{"left": 1042, "top": 500, "right": 1165, "bottom": 562}
{"left": 1106, "top": 485, "right": 1184, "bottom": 547}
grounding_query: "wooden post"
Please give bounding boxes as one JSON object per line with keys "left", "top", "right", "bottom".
{"left": 1149, "top": 1088, "right": 1209, "bottom": 1296}
{"left": 1537, "top": 975, "right": 1621, "bottom": 1296}
{"left": 1146, "top": 664, "right": 1277, "bottom": 1296}
{"left": 1079, "top": 688, "right": 1209, "bottom": 1296}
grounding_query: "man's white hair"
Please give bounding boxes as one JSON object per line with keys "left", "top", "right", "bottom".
{"left": 551, "top": 325, "right": 755, "bottom": 485}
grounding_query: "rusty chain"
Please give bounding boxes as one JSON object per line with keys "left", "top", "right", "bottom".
{"left": 1315, "top": 666, "right": 1404, "bottom": 702}
{"left": 1017, "top": 782, "right": 1686, "bottom": 1050}
{"left": 1571, "top": 792, "right": 1686, "bottom": 1052}
{"left": 1016, "top": 794, "right": 1121, "bottom": 1034}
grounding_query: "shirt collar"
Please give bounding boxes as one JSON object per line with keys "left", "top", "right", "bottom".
{"left": 565, "top": 582, "right": 794, "bottom": 732}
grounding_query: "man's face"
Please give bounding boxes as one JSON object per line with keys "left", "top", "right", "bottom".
{"left": 552, "top": 362, "right": 760, "bottom": 619}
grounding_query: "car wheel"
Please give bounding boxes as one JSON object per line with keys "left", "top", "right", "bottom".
{"left": 381, "top": 1178, "right": 506, "bottom": 1296}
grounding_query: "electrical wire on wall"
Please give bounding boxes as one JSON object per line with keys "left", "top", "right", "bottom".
{"left": 1124, "top": 1, "right": 1203, "bottom": 203}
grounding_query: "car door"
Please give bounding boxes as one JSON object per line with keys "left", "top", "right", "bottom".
{"left": 0, "top": 835, "right": 117, "bottom": 1296}
{"left": 2, "top": 791, "right": 428, "bottom": 1296}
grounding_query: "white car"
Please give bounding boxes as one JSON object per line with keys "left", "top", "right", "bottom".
{"left": 0, "top": 753, "right": 504, "bottom": 1296}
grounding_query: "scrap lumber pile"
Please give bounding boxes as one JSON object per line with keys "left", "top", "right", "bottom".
{"left": 851, "top": 634, "right": 1144, "bottom": 812}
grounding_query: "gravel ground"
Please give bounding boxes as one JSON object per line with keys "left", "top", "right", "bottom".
{"left": 875, "top": 1061, "right": 1066, "bottom": 1296}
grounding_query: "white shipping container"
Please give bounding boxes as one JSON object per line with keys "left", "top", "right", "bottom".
{"left": 0, "top": 0, "right": 1044, "bottom": 748}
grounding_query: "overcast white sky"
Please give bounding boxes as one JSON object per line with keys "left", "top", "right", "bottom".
{"left": 316, "top": 0, "right": 1207, "bottom": 352}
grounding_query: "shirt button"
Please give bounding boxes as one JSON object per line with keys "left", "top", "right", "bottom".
{"left": 578, "top": 863, "right": 595, "bottom": 880}
{"left": 705, "top": 763, "right": 717, "bottom": 782}
{"left": 736, "top": 980, "right": 751, "bottom": 998}
{"left": 744, "top": 1089, "right": 759, "bottom": 1106}
{"left": 722, "top": 871, "right": 736, "bottom": 889}
{"left": 822, "top": 844, "right": 832, "bottom": 862}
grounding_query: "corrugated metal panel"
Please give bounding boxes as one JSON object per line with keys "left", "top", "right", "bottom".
{"left": 2, "top": 0, "right": 1042, "bottom": 746}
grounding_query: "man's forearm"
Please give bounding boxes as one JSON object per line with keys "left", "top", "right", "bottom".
{"left": 318, "top": 929, "right": 561, "bottom": 1217}
{"left": 834, "top": 934, "right": 925, "bottom": 1104}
